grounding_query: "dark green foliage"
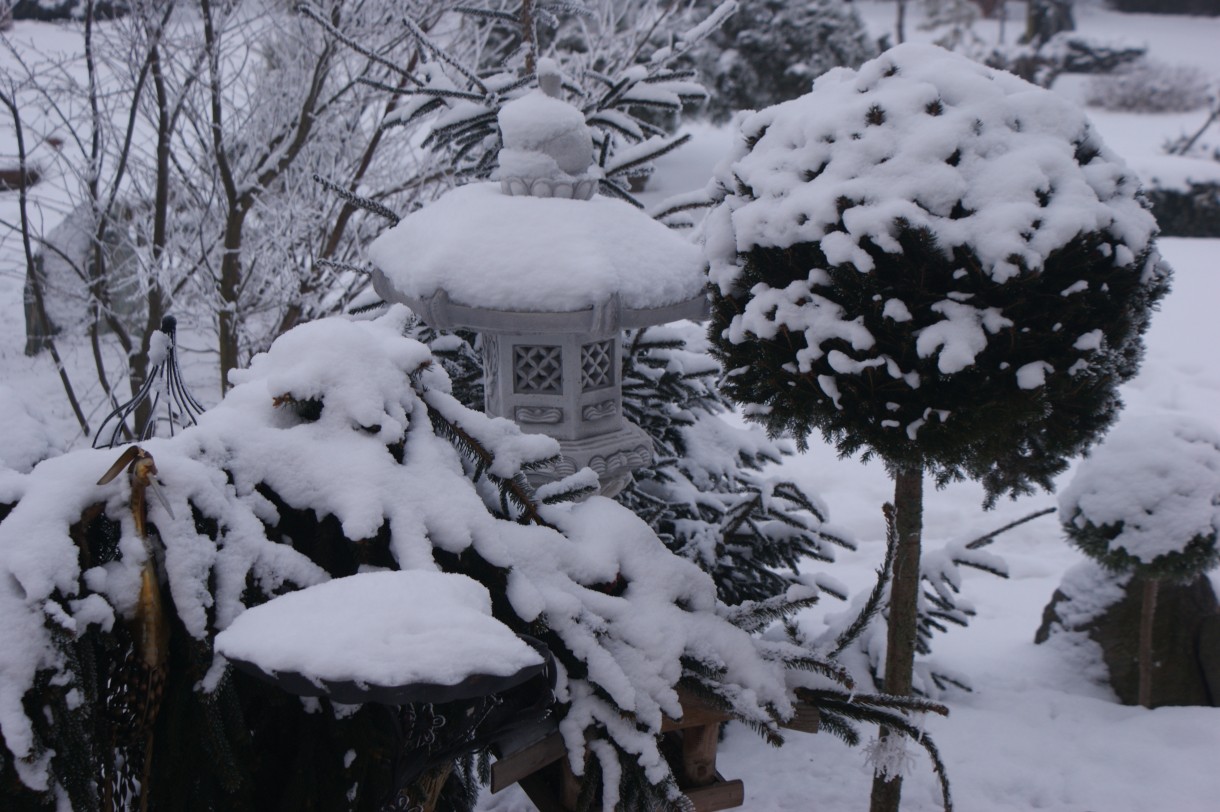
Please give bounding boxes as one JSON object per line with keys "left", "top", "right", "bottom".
{"left": 1065, "top": 519, "right": 1220, "bottom": 584}
{"left": 617, "top": 325, "right": 855, "bottom": 604}
{"left": 710, "top": 222, "right": 1169, "bottom": 506}
{"left": 10, "top": 1, "right": 130, "bottom": 22}
{"left": 1146, "top": 182, "right": 1220, "bottom": 238}
{"left": 1108, "top": 0, "right": 1220, "bottom": 14}
{"left": 798, "top": 687, "right": 953, "bottom": 812}
{"left": 689, "top": 0, "right": 878, "bottom": 123}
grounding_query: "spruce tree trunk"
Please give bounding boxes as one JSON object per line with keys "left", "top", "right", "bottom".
{"left": 870, "top": 466, "right": 924, "bottom": 812}
{"left": 1138, "top": 577, "right": 1159, "bottom": 708}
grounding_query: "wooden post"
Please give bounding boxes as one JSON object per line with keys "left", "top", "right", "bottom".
{"left": 681, "top": 723, "right": 720, "bottom": 786}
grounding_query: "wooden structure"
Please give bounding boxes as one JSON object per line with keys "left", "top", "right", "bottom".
{"left": 490, "top": 688, "right": 821, "bottom": 811}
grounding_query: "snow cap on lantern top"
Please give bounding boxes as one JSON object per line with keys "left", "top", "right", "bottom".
{"left": 707, "top": 42, "right": 1159, "bottom": 290}
{"left": 368, "top": 182, "right": 707, "bottom": 317}
{"left": 498, "top": 57, "right": 596, "bottom": 199}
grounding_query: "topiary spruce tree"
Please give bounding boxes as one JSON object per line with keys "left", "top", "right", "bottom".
{"left": 703, "top": 43, "right": 1170, "bottom": 812}
{"left": 1059, "top": 415, "right": 1220, "bottom": 708}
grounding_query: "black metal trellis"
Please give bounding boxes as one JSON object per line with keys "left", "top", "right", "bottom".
{"left": 93, "top": 316, "right": 205, "bottom": 449}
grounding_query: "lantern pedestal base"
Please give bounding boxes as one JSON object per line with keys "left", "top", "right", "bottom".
{"left": 527, "top": 421, "right": 653, "bottom": 498}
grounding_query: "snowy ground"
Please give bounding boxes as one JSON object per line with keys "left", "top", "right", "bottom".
{"left": 4, "top": 2, "right": 1220, "bottom": 811}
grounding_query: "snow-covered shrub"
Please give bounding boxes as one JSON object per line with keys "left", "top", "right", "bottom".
{"left": 9, "top": 0, "right": 129, "bottom": 21}
{"left": 410, "top": 316, "right": 855, "bottom": 607}
{"left": 703, "top": 42, "right": 1169, "bottom": 803}
{"left": 984, "top": 33, "right": 1147, "bottom": 89}
{"left": 689, "top": 0, "right": 878, "bottom": 124}
{"left": 1060, "top": 415, "right": 1220, "bottom": 581}
{"left": 1085, "top": 59, "right": 1214, "bottom": 113}
{"left": 1108, "top": 0, "right": 1220, "bottom": 15}
{"left": 1059, "top": 413, "right": 1220, "bottom": 707}
{"left": 0, "top": 307, "right": 866, "bottom": 810}
{"left": 705, "top": 42, "right": 1169, "bottom": 501}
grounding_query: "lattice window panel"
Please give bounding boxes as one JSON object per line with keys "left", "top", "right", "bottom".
{"left": 514, "top": 345, "right": 563, "bottom": 394}
{"left": 580, "top": 340, "right": 614, "bottom": 391}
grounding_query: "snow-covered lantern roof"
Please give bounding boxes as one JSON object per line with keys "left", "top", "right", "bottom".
{"left": 369, "top": 70, "right": 708, "bottom": 496}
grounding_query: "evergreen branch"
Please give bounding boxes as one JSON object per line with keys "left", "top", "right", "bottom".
{"left": 425, "top": 110, "right": 499, "bottom": 142}
{"left": 814, "top": 709, "right": 861, "bottom": 746}
{"left": 312, "top": 174, "right": 400, "bottom": 225}
{"left": 381, "top": 97, "right": 445, "bottom": 131}
{"left": 963, "top": 506, "right": 1056, "bottom": 549}
{"left": 420, "top": 392, "right": 554, "bottom": 528}
{"left": 401, "top": 15, "right": 489, "bottom": 95}
{"left": 314, "top": 258, "right": 372, "bottom": 277}
{"left": 796, "top": 688, "right": 953, "bottom": 811}
{"left": 720, "top": 591, "right": 819, "bottom": 632}
{"left": 608, "top": 96, "right": 683, "bottom": 114}
{"left": 951, "top": 559, "right": 1008, "bottom": 578}
{"left": 651, "top": 196, "right": 716, "bottom": 222}
{"left": 356, "top": 77, "right": 484, "bottom": 102}
{"left": 587, "top": 113, "right": 646, "bottom": 141}
{"left": 778, "top": 653, "right": 853, "bottom": 688}
{"left": 929, "top": 670, "right": 972, "bottom": 693}
{"left": 597, "top": 178, "right": 645, "bottom": 208}
{"left": 831, "top": 503, "right": 898, "bottom": 657}
{"left": 605, "top": 133, "right": 692, "bottom": 178}
{"left": 348, "top": 299, "right": 388, "bottom": 315}
{"left": 595, "top": 75, "right": 633, "bottom": 112}
{"left": 642, "top": 69, "right": 700, "bottom": 84}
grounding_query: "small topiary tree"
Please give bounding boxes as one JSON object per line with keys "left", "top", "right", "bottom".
{"left": 703, "top": 42, "right": 1170, "bottom": 812}
{"left": 1059, "top": 415, "right": 1220, "bottom": 708}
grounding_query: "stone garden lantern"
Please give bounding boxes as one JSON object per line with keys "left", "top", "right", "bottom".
{"left": 368, "top": 65, "right": 707, "bottom": 496}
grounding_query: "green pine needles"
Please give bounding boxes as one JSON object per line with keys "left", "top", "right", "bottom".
{"left": 711, "top": 223, "right": 1168, "bottom": 506}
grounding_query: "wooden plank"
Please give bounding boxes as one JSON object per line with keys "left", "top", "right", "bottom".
{"left": 780, "top": 701, "right": 821, "bottom": 735}
{"left": 519, "top": 770, "right": 570, "bottom": 812}
{"left": 684, "top": 775, "right": 745, "bottom": 812}
{"left": 559, "top": 753, "right": 582, "bottom": 809}
{"left": 681, "top": 724, "right": 720, "bottom": 786}
{"left": 491, "top": 731, "right": 566, "bottom": 793}
{"left": 661, "top": 687, "right": 732, "bottom": 732}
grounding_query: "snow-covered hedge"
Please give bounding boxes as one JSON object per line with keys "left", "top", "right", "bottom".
{"left": 0, "top": 308, "right": 805, "bottom": 809}
{"left": 704, "top": 43, "right": 1170, "bottom": 500}
{"left": 1084, "top": 59, "right": 1214, "bottom": 113}
{"left": 1060, "top": 414, "right": 1220, "bottom": 581}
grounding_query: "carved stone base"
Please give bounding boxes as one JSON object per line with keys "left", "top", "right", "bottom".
{"left": 527, "top": 421, "right": 653, "bottom": 498}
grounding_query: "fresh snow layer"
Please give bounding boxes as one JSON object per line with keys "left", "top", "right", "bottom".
{"left": 497, "top": 89, "right": 593, "bottom": 178}
{"left": 215, "top": 571, "right": 543, "bottom": 688}
{"left": 1059, "top": 414, "right": 1220, "bottom": 563}
{"left": 708, "top": 42, "right": 1156, "bottom": 288}
{"left": 367, "top": 182, "right": 706, "bottom": 312}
